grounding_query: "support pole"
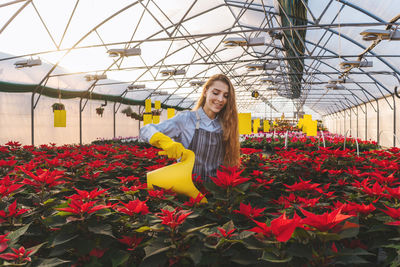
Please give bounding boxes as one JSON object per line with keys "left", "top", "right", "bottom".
{"left": 365, "top": 103, "right": 368, "bottom": 141}
{"left": 113, "top": 102, "right": 116, "bottom": 139}
{"left": 349, "top": 107, "right": 352, "bottom": 137}
{"left": 377, "top": 100, "right": 380, "bottom": 146}
{"left": 356, "top": 106, "right": 359, "bottom": 139}
{"left": 343, "top": 110, "right": 346, "bottom": 136}
{"left": 31, "top": 92, "right": 35, "bottom": 146}
{"left": 79, "top": 98, "right": 82, "bottom": 145}
{"left": 393, "top": 94, "right": 397, "bottom": 147}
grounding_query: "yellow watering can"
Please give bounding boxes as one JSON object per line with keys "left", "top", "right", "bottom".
{"left": 147, "top": 149, "right": 207, "bottom": 203}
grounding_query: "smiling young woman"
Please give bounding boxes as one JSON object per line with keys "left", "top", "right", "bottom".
{"left": 140, "top": 74, "right": 240, "bottom": 181}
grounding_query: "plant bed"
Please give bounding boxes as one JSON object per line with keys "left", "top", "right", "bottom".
{"left": 0, "top": 139, "right": 399, "bottom": 266}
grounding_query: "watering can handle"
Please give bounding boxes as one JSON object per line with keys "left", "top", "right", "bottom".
{"left": 158, "top": 149, "right": 194, "bottom": 162}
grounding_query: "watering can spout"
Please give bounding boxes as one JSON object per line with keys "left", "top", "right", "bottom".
{"left": 146, "top": 149, "right": 207, "bottom": 203}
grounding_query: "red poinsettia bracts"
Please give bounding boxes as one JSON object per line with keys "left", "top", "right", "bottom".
{"left": 0, "top": 177, "right": 23, "bottom": 199}
{"left": 0, "top": 234, "right": 9, "bottom": 253}
{"left": 209, "top": 227, "right": 237, "bottom": 239}
{"left": 118, "top": 235, "right": 144, "bottom": 251}
{"left": 116, "top": 199, "right": 149, "bottom": 216}
{"left": 284, "top": 178, "right": 320, "bottom": 192}
{"left": 210, "top": 166, "right": 250, "bottom": 188}
{"left": 66, "top": 187, "right": 108, "bottom": 201}
{"left": 381, "top": 205, "right": 400, "bottom": 220}
{"left": 156, "top": 208, "right": 192, "bottom": 231}
{"left": 0, "top": 246, "right": 33, "bottom": 262}
{"left": 274, "top": 193, "right": 320, "bottom": 209}
{"left": 248, "top": 212, "right": 301, "bottom": 242}
{"left": 233, "top": 203, "right": 265, "bottom": 218}
{"left": 300, "top": 208, "right": 354, "bottom": 232}
{"left": 183, "top": 193, "right": 207, "bottom": 207}
{"left": 334, "top": 201, "right": 376, "bottom": 216}
{"left": 19, "top": 167, "right": 66, "bottom": 189}
{"left": 57, "top": 199, "right": 111, "bottom": 216}
{"left": 386, "top": 186, "right": 400, "bottom": 199}
{"left": 0, "top": 200, "right": 30, "bottom": 223}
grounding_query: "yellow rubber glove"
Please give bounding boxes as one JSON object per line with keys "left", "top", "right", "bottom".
{"left": 149, "top": 132, "right": 185, "bottom": 159}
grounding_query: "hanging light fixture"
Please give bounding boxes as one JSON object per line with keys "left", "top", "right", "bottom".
{"left": 107, "top": 47, "right": 141, "bottom": 57}
{"left": 360, "top": 29, "right": 400, "bottom": 41}
{"left": 84, "top": 74, "right": 107, "bottom": 81}
{"left": 14, "top": 58, "right": 42, "bottom": 69}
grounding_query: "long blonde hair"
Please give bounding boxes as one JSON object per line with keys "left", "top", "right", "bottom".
{"left": 194, "top": 74, "right": 240, "bottom": 167}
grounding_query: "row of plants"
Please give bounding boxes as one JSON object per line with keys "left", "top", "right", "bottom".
{"left": 0, "top": 136, "right": 398, "bottom": 266}
{"left": 241, "top": 131, "right": 380, "bottom": 153}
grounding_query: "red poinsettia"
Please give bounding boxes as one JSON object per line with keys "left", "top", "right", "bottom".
{"left": 147, "top": 189, "right": 167, "bottom": 199}
{"left": 89, "top": 248, "right": 107, "bottom": 258}
{"left": 381, "top": 205, "right": 400, "bottom": 220}
{"left": 183, "top": 193, "right": 207, "bottom": 207}
{"left": 0, "top": 176, "right": 23, "bottom": 199}
{"left": 300, "top": 208, "right": 354, "bottom": 232}
{"left": 233, "top": 202, "right": 265, "bottom": 218}
{"left": 334, "top": 201, "right": 375, "bottom": 216}
{"left": 117, "top": 176, "right": 139, "bottom": 184}
{"left": 57, "top": 199, "right": 111, "bottom": 216}
{"left": 386, "top": 186, "right": 400, "bottom": 199}
{"left": 274, "top": 193, "right": 320, "bottom": 209}
{"left": 66, "top": 187, "right": 108, "bottom": 201}
{"left": 0, "top": 200, "right": 30, "bottom": 223}
{"left": 0, "top": 246, "right": 33, "bottom": 262}
{"left": 19, "top": 167, "right": 65, "bottom": 189}
{"left": 209, "top": 227, "right": 237, "bottom": 239}
{"left": 252, "top": 178, "right": 274, "bottom": 190}
{"left": 0, "top": 234, "right": 9, "bottom": 253}
{"left": 121, "top": 183, "right": 147, "bottom": 192}
{"left": 116, "top": 199, "right": 149, "bottom": 216}
{"left": 118, "top": 235, "right": 144, "bottom": 251}
{"left": 360, "top": 181, "right": 389, "bottom": 198}
{"left": 284, "top": 178, "right": 320, "bottom": 192}
{"left": 156, "top": 208, "right": 192, "bottom": 231}
{"left": 0, "top": 157, "right": 17, "bottom": 167}
{"left": 248, "top": 212, "right": 301, "bottom": 242}
{"left": 210, "top": 166, "right": 250, "bottom": 189}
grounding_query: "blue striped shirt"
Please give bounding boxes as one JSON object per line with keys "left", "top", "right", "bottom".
{"left": 139, "top": 107, "right": 222, "bottom": 148}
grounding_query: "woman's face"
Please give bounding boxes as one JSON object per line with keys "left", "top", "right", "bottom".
{"left": 203, "top": 80, "right": 229, "bottom": 119}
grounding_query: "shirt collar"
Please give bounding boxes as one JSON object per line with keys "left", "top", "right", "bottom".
{"left": 198, "top": 107, "right": 219, "bottom": 126}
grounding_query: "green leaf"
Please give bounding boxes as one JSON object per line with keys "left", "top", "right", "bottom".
{"left": 43, "top": 198, "right": 56, "bottom": 205}
{"left": 287, "top": 243, "right": 312, "bottom": 259}
{"left": 135, "top": 226, "right": 151, "bottom": 233}
{"left": 140, "top": 246, "right": 170, "bottom": 267}
{"left": 50, "top": 232, "right": 79, "bottom": 247}
{"left": 334, "top": 255, "right": 370, "bottom": 264}
{"left": 7, "top": 223, "right": 31, "bottom": 247}
{"left": 338, "top": 247, "right": 374, "bottom": 256}
{"left": 27, "top": 242, "right": 46, "bottom": 256}
{"left": 36, "top": 258, "right": 71, "bottom": 267}
{"left": 111, "top": 250, "right": 130, "bottom": 267}
{"left": 88, "top": 224, "right": 115, "bottom": 238}
{"left": 260, "top": 251, "right": 293, "bottom": 263}
{"left": 184, "top": 223, "right": 216, "bottom": 235}
{"left": 187, "top": 243, "right": 202, "bottom": 265}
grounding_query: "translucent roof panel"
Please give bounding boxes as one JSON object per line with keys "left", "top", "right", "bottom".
{"left": 0, "top": 0, "right": 399, "bottom": 117}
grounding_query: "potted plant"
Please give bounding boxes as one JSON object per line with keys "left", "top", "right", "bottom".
{"left": 152, "top": 109, "right": 161, "bottom": 116}
{"left": 52, "top": 103, "right": 65, "bottom": 112}
{"left": 121, "top": 106, "right": 133, "bottom": 117}
{"left": 96, "top": 107, "right": 104, "bottom": 117}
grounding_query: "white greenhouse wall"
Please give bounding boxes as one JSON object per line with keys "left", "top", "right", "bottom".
{"left": 0, "top": 92, "right": 169, "bottom": 146}
{"left": 323, "top": 96, "right": 400, "bottom": 148}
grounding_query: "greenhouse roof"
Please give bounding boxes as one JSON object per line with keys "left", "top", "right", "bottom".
{"left": 1, "top": 0, "right": 399, "bottom": 119}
